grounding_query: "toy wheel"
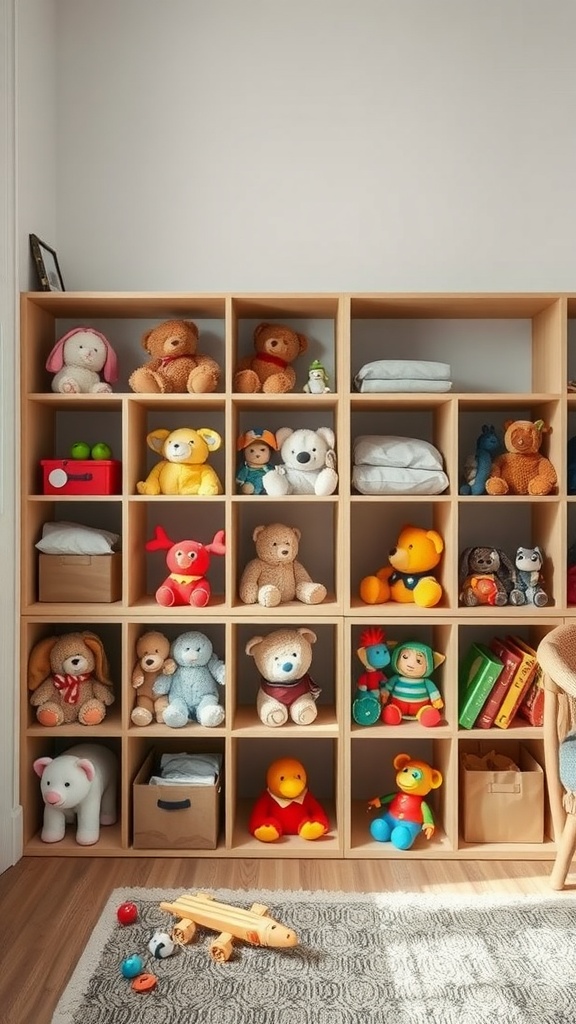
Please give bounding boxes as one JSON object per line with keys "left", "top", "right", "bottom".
{"left": 353, "top": 694, "right": 381, "bottom": 726}
{"left": 172, "top": 918, "right": 196, "bottom": 945}
{"left": 210, "top": 938, "right": 233, "bottom": 962}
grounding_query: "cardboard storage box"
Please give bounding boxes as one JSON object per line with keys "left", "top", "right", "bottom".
{"left": 41, "top": 459, "right": 122, "bottom": 495}
{"left": 460, "top": 745, "right": 544, "bottom": 844}
{"left": 39, "top": 552, "right": 122, "bottom": 602}
{"left": 133, "top": 751, "right": 221, "bottom": 850}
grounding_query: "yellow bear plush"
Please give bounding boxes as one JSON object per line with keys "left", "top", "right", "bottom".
{"left": 360, "top": 524, "right": 444, "bottom": 608}
{"left": 136, "top": 427, "right": 223, "bottom": 495}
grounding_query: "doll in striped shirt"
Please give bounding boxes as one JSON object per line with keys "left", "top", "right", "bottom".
{"left": 381, "top": 641, "right": 445, "bottom": 727}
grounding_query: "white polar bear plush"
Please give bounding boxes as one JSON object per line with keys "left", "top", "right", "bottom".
{"left": 262, "top": 427, "right": 338, "bottom": 496}
{"left": 33, "top": 742, "right": 117, "bottom": 845}
{"left": 46, "top": 327, "right": 118, "bottom": 394}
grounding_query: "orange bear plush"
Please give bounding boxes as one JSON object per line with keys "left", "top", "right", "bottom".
{"left": 128, "top": 319, "right": 220, "bottom": 395}
{"left": 485, "top": 419, "right": 557, "bottom": 495}
{"left": 233, "top": 322, "right": 308, "bottom": 393}
{"left": 359, "top": 524, "right": 444, "bottom": 608}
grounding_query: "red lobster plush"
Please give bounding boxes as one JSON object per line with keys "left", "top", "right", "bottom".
{"left": 146, "top": 525, "right": 226, "bottom": 607}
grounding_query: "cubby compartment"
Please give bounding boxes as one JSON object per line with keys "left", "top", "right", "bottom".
{"left": 347, "top": 735, "right": 454, "bottom": 857}
{"left": 125, "top": 620, "right": 227, "bottom": 734}
{"left": 127, "top": 501, "right": 227, "bottom": 610}
{"left": 232, "top": 500, "right": 339, "bottom": 613}
{"left": 349, "top": 397, "right": 454, "bottom": 497}
{"left": 348, "top": 618, "right": 455, "bottom": 734}
{"left": 348, "top": 499, "right": 454, "bottom": 613}
{"left": 230, "top": 735, "right": 342, "bottom": 856}
{"left": 232, "top": 618, "right": 340, "bottom": 732}
{"left": 21, "top": 732, "right": 123, "bottom": 855}
{"left": 19, "top": 291, "right": 570, "bottom": 862}
{"left": 232, "top": 295, "right": 340, "bottom": 395}
{"left": 349, "top": 294, "right": 564, "bottom": 394}
{"left": 457, "top": 500, "right": 561, "bottom": 612}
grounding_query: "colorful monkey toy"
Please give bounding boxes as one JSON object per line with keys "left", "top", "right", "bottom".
{"left": 380, "top": 640, "right": 445, "bottom": 727}
{"left": 367, "top": 753, "right": 443, "bottom": 850}
{"left": 145, "top": 525, "right": 225, "bottom": 607}
{"left": 352, "top": 626, "right": 391, "bottom": 726}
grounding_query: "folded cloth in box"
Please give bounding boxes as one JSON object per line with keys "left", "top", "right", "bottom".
{"left": 355, "top": 359, "right": 451, "bottom": 382}
{"left": 355, "top": 377, "right": 453, "bottom": 393}
{"left": 149, "top": 752, "right": 222, "bottom": 786}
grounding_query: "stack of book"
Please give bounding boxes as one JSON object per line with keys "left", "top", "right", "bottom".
{"left": 458, "top": 636, "right": 542, "bottom": 730}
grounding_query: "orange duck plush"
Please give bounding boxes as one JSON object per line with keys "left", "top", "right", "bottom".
{"left": 249, "top": 757, "right": 329, "bottom": 842}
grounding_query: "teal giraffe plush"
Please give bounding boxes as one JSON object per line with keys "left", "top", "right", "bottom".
{"left": 460, "top": 424, "right": 502, "bottom": 495}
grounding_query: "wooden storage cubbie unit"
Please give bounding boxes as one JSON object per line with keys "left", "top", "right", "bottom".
{"left": 19, "top": 291, "right": 574, "bottom": 860}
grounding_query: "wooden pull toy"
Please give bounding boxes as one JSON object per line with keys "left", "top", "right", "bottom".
{"left": 159, "top": 891, "right": 298, "bottom": 962}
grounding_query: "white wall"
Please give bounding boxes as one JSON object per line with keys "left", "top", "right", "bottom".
{"left": 53, "top": 0, "right": 576, "bottom": 293}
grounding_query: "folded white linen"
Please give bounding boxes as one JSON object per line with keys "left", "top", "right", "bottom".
{"left": 352, "top": 464, "right": 449, "bottom": 495}
{"left": 353, "top": 435, "right": 444, "bottom": 470}
{"left": 355, "top": 359, "right": 451, "bottom": 381}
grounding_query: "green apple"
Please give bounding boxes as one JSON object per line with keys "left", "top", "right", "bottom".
{"left": 70, "top": 441, "right": 91, "bottom": 460}
{"left": 91, "top": 442, "right": 112, "bottom": 460}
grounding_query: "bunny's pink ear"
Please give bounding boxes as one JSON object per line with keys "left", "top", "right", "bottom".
{"left": 45, "top": 334, "right": 70, "bottom": 372}
{"left": 101, "top": 336, "right": 118, "bottom": 383}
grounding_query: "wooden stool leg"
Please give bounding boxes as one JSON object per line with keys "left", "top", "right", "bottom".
{"left": 551, "top": 813, "right": 576, "bottom": 890}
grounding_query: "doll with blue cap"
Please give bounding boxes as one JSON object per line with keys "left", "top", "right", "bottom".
{"left": 236, "top": 428, "right": 278, "bottom": 494}
{"left": 381, "top": 640, "right": 445, "bottom": 727}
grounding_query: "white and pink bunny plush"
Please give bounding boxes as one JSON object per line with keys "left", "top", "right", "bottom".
{"left": 46, "top": 327, "right": 118, "bottom": 393}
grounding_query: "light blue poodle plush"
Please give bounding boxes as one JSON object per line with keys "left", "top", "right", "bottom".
{"left": 153, "top": 630, "right": 225, "bottom": 728}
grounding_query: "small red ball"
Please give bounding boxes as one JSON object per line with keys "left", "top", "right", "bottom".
{"left": 117, "top": 901, "right": 138, "bottom": 925}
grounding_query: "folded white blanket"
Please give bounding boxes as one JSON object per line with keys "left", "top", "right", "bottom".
{"left": 354, "top": 378, "right": 453, "bottom": 393}
{"left": 149, "top": 752, "right": 222, "bottom": 786}
{"left": 355, "top": 359, "right": 451, "bottom": 382}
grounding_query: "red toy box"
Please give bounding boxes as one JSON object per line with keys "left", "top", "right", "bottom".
{"left": 41, "top": 459, "right": 122, "bottom": 495}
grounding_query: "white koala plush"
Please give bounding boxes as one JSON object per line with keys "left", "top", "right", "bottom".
{"left": 262, "top": 427, "right": 338, "bottom": 496}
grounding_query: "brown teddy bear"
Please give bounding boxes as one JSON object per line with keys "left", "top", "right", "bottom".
{"left": 131, "top": 630, "right": 175, "bottom": 726}
{"left": 485, "top": 419, "right": 557, "bottom": 495}
{"left": 359, "top": 524, "right": 444, "bottom": 608}
{"left": 136, "top": 426, "right": 223, "bottom": 495}
{"left": 245, "top": 627, "right": 320, "bottom": 727}
{"left": 233, "top": 322, "right": 308, "bottom": 393}
{"left": 128, "top": 319, "right": 221, "bottom": 394}
{"left": 239, "top": 522, "right": 327, "bottom": 606}
{"left": 28, "top": 631, "right": 115, "bottom": 727}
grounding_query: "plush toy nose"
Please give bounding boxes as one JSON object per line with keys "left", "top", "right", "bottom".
{"left": 389, "top": 547, "right": 397, "bottom": 557}
{"left": 281, "top": 661, "right": 294, "bottom": 673}
{"left": 296, "top": 452, "right": 310, "bottom": 464}
{"left": 44, "top": 791, "right": 62, "bottom": 805}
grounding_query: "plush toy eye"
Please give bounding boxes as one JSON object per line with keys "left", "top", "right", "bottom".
{"left": 408, "top": 544, "right": 413, "bottom": 550}
{"left": 64, "top": 782, "right": 70, "bottom": 787}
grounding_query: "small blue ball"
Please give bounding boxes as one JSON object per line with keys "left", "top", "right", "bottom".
{"left": 121, "top": 954, "right": 144, "bottom": 978}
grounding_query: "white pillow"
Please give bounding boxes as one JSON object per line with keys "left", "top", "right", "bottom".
{"left": 355, "top": 359, "right": 451, "bottom": 381}
{"left": 36, "top": 521, "right": 120, "bottom": 555}
{"left": 352, "top": 465, "right": 449, "bottom": 495}
{"left": 353, "top": 435, "right": 444, "bottom": 471}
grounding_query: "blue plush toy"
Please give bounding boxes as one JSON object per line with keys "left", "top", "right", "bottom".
{"left": 459, "top": 424, "right": 502, "bottom": 495}
{"left": 153, "top": 630, "right": 225, "bottom": 727}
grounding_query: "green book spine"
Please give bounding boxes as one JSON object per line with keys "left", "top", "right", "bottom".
{"left": 458, "top": 642, "right": 504, "bottom": 729}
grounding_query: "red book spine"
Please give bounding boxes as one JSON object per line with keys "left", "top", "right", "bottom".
{"left": 518, "top": 665, "right": 544, "bottom": 727}
{"left": 476, "top": 638, "right": 521, "bottom": 730}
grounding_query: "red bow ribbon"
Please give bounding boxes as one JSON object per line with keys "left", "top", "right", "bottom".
{"left": 53, "top": 672, "right": 91, "bottom": 704}
{"left": 257, "top": 352, "right": 288, "bottom": 369}
{"left": 159, "top": 354, "right": 183, "bottom": 367}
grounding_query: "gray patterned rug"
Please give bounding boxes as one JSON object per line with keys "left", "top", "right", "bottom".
{"left": 52, "top": 886, "right": 576, "bottom": 1024}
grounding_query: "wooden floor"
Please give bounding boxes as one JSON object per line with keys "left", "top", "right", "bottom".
{"left": 0, "top": 855, "right": 567, "bottom": 1024}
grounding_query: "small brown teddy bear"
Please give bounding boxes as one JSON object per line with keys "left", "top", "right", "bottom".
{"left": 131, "top": 630, "right": 175, "bottom": 727}
{"left": 239, "top": 522, "right": 327, "bottom": 606}
{"left": 128, "top": 319, "right": 221, "bottom": 395}
{"left": 233, "top": 322, "right": 308, "bottom": 393}
{"left": 246, "top": 627, "right": 320, "bottom": 727}
{"left": 28, "top": 631, "right": 115, "bottom": 727}
{"left": 485, "top": 419, "right": 557, "bottom": 495}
